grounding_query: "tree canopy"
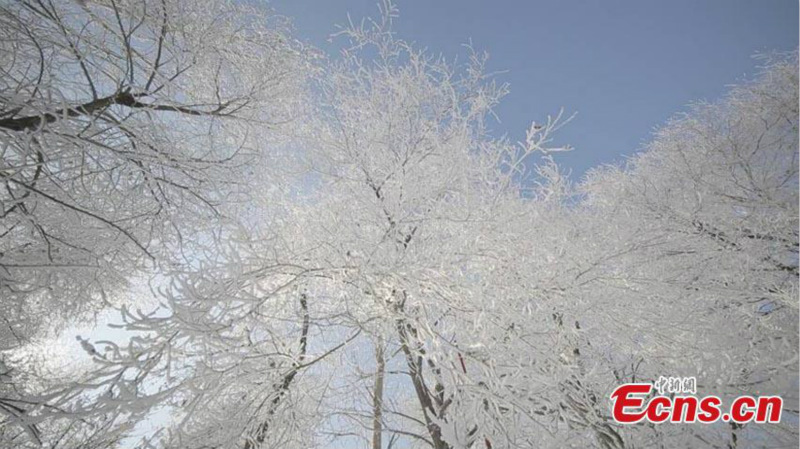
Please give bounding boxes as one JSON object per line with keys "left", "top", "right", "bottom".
{"left": 1, "top": 2, "right": 797, "bottom": 449}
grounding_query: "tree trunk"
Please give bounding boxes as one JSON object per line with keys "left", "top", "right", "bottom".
{"left": 372, "top": 338, "right": 385, "bottom": 449}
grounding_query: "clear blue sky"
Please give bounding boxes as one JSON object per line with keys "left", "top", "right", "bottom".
{"left": 269, "top": 0, "right": 798, "bottom": 179}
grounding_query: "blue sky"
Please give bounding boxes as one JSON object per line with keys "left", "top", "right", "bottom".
{"left": 270, "top": 0, "right": 798, "bottom": 179}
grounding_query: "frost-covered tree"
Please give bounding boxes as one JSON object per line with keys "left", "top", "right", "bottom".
{"left": 2, "top": 2, "right": 796, "bottom": 449}
{"left": 569, "top": 53, "right": 799, "bottom": 448}
{"left": 0, "top": 0, "right": 304, "bottom": 343}
{"left": 0, "top": 0, "right": 306, "bottom": 445}
{"left": 52, "top": 6, "right": 582, "bottom": 447}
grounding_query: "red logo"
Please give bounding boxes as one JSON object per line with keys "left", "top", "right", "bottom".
{"left": 610, "top": 382, "right": 782, "bottom": 424}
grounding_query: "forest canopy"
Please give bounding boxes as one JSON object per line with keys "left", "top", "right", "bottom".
{"left": 0, "top": 1, "right": 797, "bottom": 449}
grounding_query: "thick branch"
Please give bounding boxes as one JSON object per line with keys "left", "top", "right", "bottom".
{"left": 244, "top": 293, "right": 310, "bottom": 449}
{"left": 372, "top": 339, "right": 385, "bottom": 449}
{"left": 0, "top": 91, "right": 234, "bottom": 132}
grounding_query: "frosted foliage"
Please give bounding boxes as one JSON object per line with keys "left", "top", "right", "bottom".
{"left": 1, "top": 0, "right": 307, "bottom": 446}
{"left": 0, "top": 0, "right": 306, "bottom": 347}
{"left": 576, "top": 54, "right": 798, "bottom": 448}
{"left": 0, "top": 2, "right": 797, "bottom": 449}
